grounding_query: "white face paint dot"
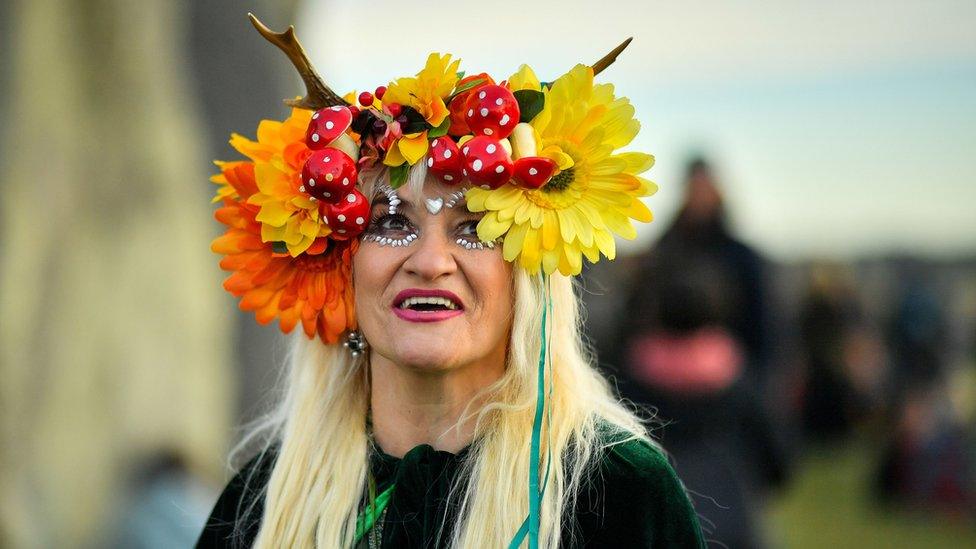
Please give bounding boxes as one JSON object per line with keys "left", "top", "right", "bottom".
{"left": 337, "top": 214, "right": 346, "bottom": 222}
{"left": 312, "top": 112, "right": 320, "bottom": 119}
{"left": 325, "top": 173, "right": 334, "bottom": 181}
{"left": 342, "top": 177, "right": 350, "bottom": 186}
{"left": 462, "top": 169, "right": 468, "bottom": 176}
{"left": 479, "top": 107, "right": 489, "bottom": 117}
{"left": 427, "top": 157, "right": 434, "bottom": 167}
{"left": 480, "top": 184, "right": 491, "bottom": 189}
{"left": 486, "top": 143, "right": 497, "bottom": 154}
{"left": 479, "top": 90, "right": 487, "bottom": 99}
{"left": 499, "top": 114, "right": 510, "bottom": 126}
{"left": 346, "top": 193, "right": 356, "bottom": 203}
{"left": 495, "top": 98, "right": 503, "bottom": 106}
{"left": 309, "top": 179, "right": 316, "bottom": 186}
{"left": 338, "top": 229, "right": 347, "bottom": 233}
{"left": 311, "top": 133, "right": 320, "bottom": 142}
{"left": 529, "top": 167, "right": 538, "bottom": 176}
{"left": 299, "top": 185, "right": 306, "bottom": 192}
{"left": 495, "top": 165, "right": 505, "bottom": 174}
{"left": 463, "top": 147, "right": 469, "bottom": 155}
{"left": 444, "top": 174, "right": 454, "bottom": 181}
{"left": 332, "top": 106, "right": 343, "bottom": 111}
{"left": 322, "top": 215, "right": 328, "bottom": 223}
{"left": 472, "top": 159, "right": 483, "bottom": 171}
{"left": 324, "top": 156, "right": 331, "bottom": 162}
{"left": 443, "top": 149, "right": 452, "bottom": 159}
{"left": 325, "top": 121, "right": 334, "bottom": 130}
{"left": 484, "top": 128, "right": 493, "bottom": 135}
{"left": 323, "top": 191, "right": 331, "bottom": 197}
{"left": 467, "top": 109, "right": 474, "bottom": 117}
{"left": 355, "top": 217, "right": 364, "bottom": 225}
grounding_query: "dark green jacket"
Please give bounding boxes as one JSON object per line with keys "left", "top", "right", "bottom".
{"left": 197, "top": 436, "right": 706, "bottom": 548}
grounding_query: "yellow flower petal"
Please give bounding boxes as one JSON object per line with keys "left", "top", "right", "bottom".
{"left": 476, "top": 213, "right": 513, "bottom": 242}
{"left": 399, "top": 132, "right": 430, "bottom": 165}
{"left": 508, "top": 64, "right": 542, "bottom": 92}
{"left": 256, "top": 200, "right": 292, "bottom": 227}
{"left": 383, "top": 141, "right": 406, "bottom": 167}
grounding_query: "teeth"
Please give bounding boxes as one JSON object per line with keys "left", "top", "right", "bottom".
{"left": 399, "top": 296, "right": 459, "bottom": 310}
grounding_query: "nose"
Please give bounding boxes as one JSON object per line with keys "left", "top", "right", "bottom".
{"left": 401, "top": 227, "right": 458, "bottom": 281}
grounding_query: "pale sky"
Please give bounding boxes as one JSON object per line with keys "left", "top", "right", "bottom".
{"left": 297, "top": 0, "right": 976, "bottom": 259}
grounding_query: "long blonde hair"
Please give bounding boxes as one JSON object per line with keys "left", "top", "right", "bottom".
{"left": 241, "top": 163, "right": 653, "bottom": 548}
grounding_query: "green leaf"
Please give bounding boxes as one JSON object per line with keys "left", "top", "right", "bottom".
{"left": 427, "top": 116, "right": 451, "bottom": 138}
{"left": 389, "top": 164, "right": 409, "bottom": 189}
{"left": 448, "top": 77, "right": 487, "bottom": 102}
{"left": 456, "top": 71, "right": 466, "bottom": 80}
{"left": 271, "top": 241, "right": 289, "bottom": 254}
{"left": 514, "top": 89, "right": 545, "bottom": 123}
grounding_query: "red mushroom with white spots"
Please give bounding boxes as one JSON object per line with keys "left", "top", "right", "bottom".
{"left": 300, "top": 147, "right": 358, "bottom": 203}
{"left": 322, "top": 189, "right": 370, "bottom": 239}
{"left": 305, "top": 106, "right": 354, "bottom": 150}
{"left": 512, "top": 156, "right": 558, "bottom": 189}
{"left": 461, "top": 135, "right": 514, "bottom": 190}
{"left": 463, "top": 84, "right": 520, "bottom": 140}
{"left": 426, "top": 137, "right": 464, "bottom": 184}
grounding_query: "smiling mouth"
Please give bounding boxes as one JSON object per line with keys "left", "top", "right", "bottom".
{"left": 398, "top": 296, "right": 461, "bottom": 311}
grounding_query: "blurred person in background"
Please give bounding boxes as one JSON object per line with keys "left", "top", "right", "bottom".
{"left": 611, "top": 157, "right": 791, "bottom": 548}
{"left": 797, "top": 265, "right": 866, "bottom": 441}
{"left": 874, "top": 268, "right": 976, "bottom": 518}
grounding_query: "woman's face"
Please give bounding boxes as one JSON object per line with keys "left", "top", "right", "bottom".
{"left": 353, "top": 172, "right": 513, "bottom": 373}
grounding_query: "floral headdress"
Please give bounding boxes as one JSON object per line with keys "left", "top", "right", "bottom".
{"left": 212, "top": 15, "right": 656, "bottom": 345}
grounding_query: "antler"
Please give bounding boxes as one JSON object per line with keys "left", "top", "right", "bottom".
{"left": 591, "top": 37, "right": 633, "bottom": 76}
{"left": 248, "top": 13, "right": 348, "bottom": 109}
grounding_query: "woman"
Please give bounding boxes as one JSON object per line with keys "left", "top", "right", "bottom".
{"left": 198, "top": 15, "right": 705, "bottom": 548}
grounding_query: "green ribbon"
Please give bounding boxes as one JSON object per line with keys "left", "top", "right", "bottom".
{"left": 354, "top": 482, "right": 396, "bottom": 543}
{"left": 508, "top": 275, "right": 553, "bottom": 549}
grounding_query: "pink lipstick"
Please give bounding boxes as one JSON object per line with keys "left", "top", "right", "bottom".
{"left": 392, "top": 288, "right": 465, "bottom": 323}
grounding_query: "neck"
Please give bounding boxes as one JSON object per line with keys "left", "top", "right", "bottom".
{"left": 369, "top": 353, "right": 504, "bottom": 457}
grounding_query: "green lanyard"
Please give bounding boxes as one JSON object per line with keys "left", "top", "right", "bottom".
{"left": 354, "top": 482, "right": 395, "bottom": 543}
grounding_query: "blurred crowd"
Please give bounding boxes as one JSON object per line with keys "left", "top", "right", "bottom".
{"left": 584, "top": 157, "right": 976, "bottom": 547}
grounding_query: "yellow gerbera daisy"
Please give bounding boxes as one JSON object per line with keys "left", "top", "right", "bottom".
{"left": 466, "top": 64, "right": 657, "bottom": 276}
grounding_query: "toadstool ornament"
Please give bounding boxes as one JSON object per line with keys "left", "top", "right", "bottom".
{"left": 448, "top": 73, "right": 495, "bottom": 137}
{"left": 463, "top": 84, "right": 520, "bottom": 139}
{"left": 306, "top": 106, "right": 354, "bottom": 150}
{"left": 300, "top": 148, "right": 358, "bottom": 203}
{"left": 426, "top": 137, "right": 464, "bottom": 184}
{"left": 512, "top": 156, "right": 558, "bottom": 189}
{"left": 461, "top": 135, "right": 514, "bottom": 189}
{"left": 322, "top": 189, "right": 370, "bottom": 238}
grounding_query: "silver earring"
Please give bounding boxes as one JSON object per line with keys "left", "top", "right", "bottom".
{"left": 344, "top": 330, "right": 368, "bottom": 357}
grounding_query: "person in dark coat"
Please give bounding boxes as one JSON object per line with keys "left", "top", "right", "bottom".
{"left": 610, "top": 157, "right": 790, "bottom": 549}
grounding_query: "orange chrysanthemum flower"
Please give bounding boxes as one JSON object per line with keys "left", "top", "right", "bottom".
{"left": 211, "top": 131, "right": 356, "bottom": 344}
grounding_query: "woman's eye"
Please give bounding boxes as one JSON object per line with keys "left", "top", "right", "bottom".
{"left": 457, "top": 220, "right": 480, "bottom": 237}
{"left": 368, "top": 213, "right": 414, "bottom": 234}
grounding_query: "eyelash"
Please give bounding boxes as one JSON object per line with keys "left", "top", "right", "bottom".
{"left": 362, "top": 214, "right": 497, "bottom": 250}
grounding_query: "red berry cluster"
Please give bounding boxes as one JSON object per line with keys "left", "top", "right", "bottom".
{"left": 301, "top": 105, "right": 370, "bottom": 239}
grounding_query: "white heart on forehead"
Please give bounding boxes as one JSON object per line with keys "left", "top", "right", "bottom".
{"left": 425, "top": 197, "right": 444, "bottom": 215}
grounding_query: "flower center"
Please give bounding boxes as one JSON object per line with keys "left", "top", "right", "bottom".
{"left": 543, "top": 168, "right": 575, "bottom": 193}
